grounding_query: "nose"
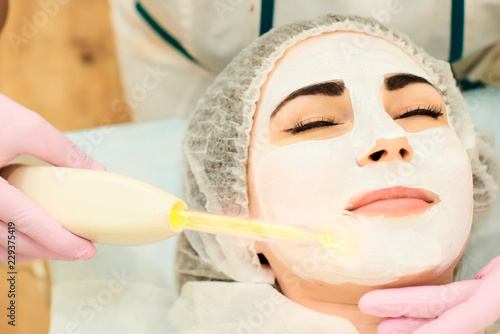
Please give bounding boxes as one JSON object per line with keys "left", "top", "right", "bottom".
{"left": 357, "top": 137, "right": 414, "bottom": 167}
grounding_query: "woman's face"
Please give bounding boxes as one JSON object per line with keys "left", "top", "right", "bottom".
{"left": 248, "top": 32, "right": 473, "bottom": 286}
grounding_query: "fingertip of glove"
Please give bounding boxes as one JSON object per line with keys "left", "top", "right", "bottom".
{"left": 78, "top": 245, "right": 97, "bottom": 261}
{"left": 358, "top": 293, "right": 380, "bottom": 314}
{"left": 90, "top": 161, "right": 106, "bottom": 171}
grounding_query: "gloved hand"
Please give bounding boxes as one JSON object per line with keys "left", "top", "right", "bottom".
{"left": 359, "top": 254, "right": 500, "bottom": 334}
{"left": 0, "top": 94, "right": 105, "bottom": 262}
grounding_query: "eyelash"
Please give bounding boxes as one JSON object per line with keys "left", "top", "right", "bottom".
{"left": 284, "top": 105, "right": 443, "bottom": 135}
{"left": 285, "top": 117, "right": 341, "bottom": 134}
{"left": 395, "top": 105, "right": 443, "bottom": 120}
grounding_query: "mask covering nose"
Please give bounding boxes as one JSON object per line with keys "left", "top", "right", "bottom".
{"left": 346, "top": 75, "right": 409, "bottom": 162}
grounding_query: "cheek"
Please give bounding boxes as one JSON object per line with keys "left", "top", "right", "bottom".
{"left": 406, "top": 128, "right": 472, "bottom": 195}
{"left": 404, "top": 128, "right": 473, "bottom": 247}
{"left": 253, "top": 138, "right": 355, "bottom": 227}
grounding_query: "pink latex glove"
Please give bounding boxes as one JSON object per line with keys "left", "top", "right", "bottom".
{"left": 0, "top": 94, "right": 106, "bottom": 262}
{"left": 359, "top": 254, "right": 500, "bottom": 334}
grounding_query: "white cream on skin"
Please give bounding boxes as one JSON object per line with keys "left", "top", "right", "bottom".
{"left": 250, "top": 33, "right": 473, "bottom": 286}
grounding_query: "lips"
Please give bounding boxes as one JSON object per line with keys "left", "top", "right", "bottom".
{"left": 345, "top": 187, "right": 440, "bottom": 217}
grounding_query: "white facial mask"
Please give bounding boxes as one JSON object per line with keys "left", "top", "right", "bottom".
{"left": 250, "top": 33, "right": 473, "bottom": 286}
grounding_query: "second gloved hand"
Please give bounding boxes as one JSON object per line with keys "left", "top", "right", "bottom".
{"left": 359, "top": 254, "right": 500, "bottom": 334}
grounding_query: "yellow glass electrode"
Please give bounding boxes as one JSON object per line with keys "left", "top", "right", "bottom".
{"left": 170, "top": 202, "right": 339, "bottom": 248}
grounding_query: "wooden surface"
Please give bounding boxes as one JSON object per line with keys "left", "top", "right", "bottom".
{"left": 0, "top": 1, "right": 129, "bottom": 334}
{"left": 0, "top": 261, "right": 52, "bottom": 334}
{"left": 0, "top": 0, "right": 130, "bottom": 131}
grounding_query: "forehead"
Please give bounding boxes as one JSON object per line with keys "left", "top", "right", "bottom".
{"left": 260, "top": 32, "right": 430, "bottom": 104}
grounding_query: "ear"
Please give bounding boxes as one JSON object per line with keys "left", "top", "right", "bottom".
{"left": 254, "top": 241, "right": 271, "bottom": 266}
{"left": 254, "top": 240, "right": 264, "bottom": 253}
{"left": 254, "top": 241, "right": 272, "bottom": 256}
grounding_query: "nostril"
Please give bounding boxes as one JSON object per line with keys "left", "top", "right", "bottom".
{"left": 360, "top": 138, "right": 413, "bottom": 165}
{"left": 369, "top": 150, "right": 384, "bottom": 161}
{"left": 400, "top": 148, "right": 413, "bottom": 161}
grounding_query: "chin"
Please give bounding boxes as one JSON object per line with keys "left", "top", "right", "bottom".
{"left": 366, "top": 249, "right": 465, "bottom": 291}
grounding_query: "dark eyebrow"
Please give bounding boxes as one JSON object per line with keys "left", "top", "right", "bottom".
{"left": 385, "top": 73, "right": 441, "bottom": 94}
{"left": 270, "top": 81, "right": 345, "bottom": 119}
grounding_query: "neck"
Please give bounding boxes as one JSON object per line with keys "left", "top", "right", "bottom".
{"left": 280, "top": 278, "right": 381, "bottom": 334}
{"left": 273, "top": 261, "right": 455, "bottom": 334}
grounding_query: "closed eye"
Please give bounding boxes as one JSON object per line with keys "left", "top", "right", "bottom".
{"left": 394, "top": 105, "right": 443, "bottom": 120}
{"left": 284, "top": 117, "right": 342, "bottom": 134}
